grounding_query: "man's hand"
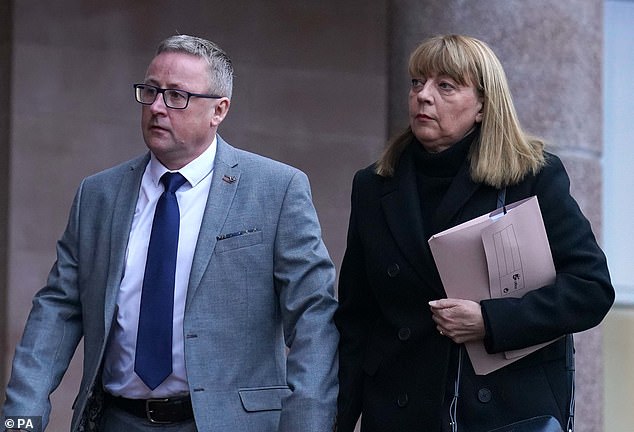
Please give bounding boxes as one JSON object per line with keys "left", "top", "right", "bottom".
{"left": 429, "top": 298, "right": 485, "bottom": 343}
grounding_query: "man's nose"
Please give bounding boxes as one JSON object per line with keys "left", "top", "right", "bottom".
{"left": 149, "top": 92, "right": 168, "bottom": 113}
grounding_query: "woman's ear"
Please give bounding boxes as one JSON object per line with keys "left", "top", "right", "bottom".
{"left": 475, "top": 99, "right": 484, "bottom": 123}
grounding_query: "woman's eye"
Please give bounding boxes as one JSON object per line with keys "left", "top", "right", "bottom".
{"left": 411, "top": 79, "right": 425, "bottom": 91}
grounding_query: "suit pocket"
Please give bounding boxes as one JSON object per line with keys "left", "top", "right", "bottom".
{"left": 215, "top": 230, "right": 263, "bottom": 253}
{"left": 238, "top": 386, "right": 292, "bottom": 412}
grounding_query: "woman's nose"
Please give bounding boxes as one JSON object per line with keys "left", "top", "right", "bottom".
{"left": 416, "top": 83, "right": 433, "bottom": 103}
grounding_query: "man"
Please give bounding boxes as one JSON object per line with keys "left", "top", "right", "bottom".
{"left": 2, "top": 35, "right": 338, "bottom": 432}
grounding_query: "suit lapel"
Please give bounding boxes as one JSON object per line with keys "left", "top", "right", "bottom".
{"left": 186, "top": 136, "right": 240, "bottom": 308}
{"left": 103, "top": 154, "right": 149, "bottom": 333}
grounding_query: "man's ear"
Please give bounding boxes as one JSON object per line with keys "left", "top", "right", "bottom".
{"left": 211, "top": 98, "right": 231, "bottom": 127}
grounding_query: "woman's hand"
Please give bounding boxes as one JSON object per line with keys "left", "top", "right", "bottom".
{"left": 429, "top": 298, "right": 485, "bottom": 343}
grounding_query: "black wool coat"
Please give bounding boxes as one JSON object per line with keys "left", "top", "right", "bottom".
{"left": 335, "top": 143, "right": 614, "bottom": 432}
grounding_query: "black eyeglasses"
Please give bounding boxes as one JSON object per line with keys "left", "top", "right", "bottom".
{"left": 133, "top": 83, "right": 222, "bottom": 109}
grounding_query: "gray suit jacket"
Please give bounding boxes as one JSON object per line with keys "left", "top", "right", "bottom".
{"left": 2, "top": 136, "right": 339, "bottom": 431}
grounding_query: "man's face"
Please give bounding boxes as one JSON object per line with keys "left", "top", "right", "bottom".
{"left": 141, "top": 51, "right": 229, "bottom": 169}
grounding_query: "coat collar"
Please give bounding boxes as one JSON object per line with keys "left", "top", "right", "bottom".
{"left": 380, "top": 141, "right": 480, "bottom": 295}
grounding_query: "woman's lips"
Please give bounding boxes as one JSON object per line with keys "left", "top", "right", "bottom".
{"left": 415, "top": 113, "right": 434, "bottom": 121}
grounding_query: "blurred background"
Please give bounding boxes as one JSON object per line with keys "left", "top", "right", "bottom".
{"left": 0, "top": 0, "right": 632, "bottom": 430}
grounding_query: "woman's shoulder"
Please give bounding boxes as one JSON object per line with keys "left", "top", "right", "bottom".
{"left": 543, "top": 150, "right": 565, "bottom": 170}
{"left": 513, "top": 150, "right": 568, "bottom": 187}
{"left": 505, "top": 150, "right": 570, "bottom": 204}
{"left": 348, "top": 163, "right": 393, "bottom": 205}
{"left": 537, "top": 151, "right": 570, "bottom": 185}
{"left": 351, "top": 162, "right": 382, "bottom": 185}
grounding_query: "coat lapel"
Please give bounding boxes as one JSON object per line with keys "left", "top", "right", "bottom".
{"left": 103, "top": 154, "right": 149, "bottom": 333}
{"left": 381, "top": 146, "right": 438, "bottom": 287}
{"left": 186, "top": 136, "right": 239, "bottom": 308}
{"left": 381, "top": 144, "right": 487, "bottom": 297}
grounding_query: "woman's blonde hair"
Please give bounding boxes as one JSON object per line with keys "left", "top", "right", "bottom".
{"left": 376, "top": 34, "right": 545, "bottom": 189}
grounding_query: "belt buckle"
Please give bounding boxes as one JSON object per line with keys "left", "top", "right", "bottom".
{"left": 145, "top": 398, "right": 171, "bottom": 424}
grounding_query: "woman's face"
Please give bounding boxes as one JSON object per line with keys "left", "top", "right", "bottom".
{"left": 408, "top": 73, "right": 483, "bottom": 153}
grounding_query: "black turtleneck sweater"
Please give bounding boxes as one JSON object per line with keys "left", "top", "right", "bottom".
{"left": 411, "top": 131, "right": 476, "bottom": 239}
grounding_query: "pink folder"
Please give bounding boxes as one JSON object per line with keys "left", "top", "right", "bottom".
{"left": 428, "top": 196, "right": 556, "bottom": 375}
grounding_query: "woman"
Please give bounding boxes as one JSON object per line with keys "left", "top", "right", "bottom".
{"left": 335, "top": 34, "right": 614, "bottom": 431}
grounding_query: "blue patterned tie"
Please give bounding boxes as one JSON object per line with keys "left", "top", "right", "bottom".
{"left": 135, "top": 172, "right": 187, "bottom": 390}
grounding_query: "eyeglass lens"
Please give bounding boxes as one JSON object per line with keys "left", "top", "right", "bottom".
{"left": 135, "top": 85, "right": 189, "bottom": 109}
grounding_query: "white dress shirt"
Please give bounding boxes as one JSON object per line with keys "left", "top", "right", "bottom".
{"left": 102, "top": 138, "right": 216, "bottom": 398}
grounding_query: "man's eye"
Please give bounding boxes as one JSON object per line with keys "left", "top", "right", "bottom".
{"left": 167, "top": 91, "right": 187, "bottom": 101}
{"left": 141, "top": 87, "right": 156, "bottom": 98}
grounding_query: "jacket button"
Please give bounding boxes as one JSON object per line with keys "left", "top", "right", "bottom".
{"left": 397, "top": 393, "right": 409, "bottom": 407}
{"left": 387, "top": 263, "right": 400, "bottom": 277}
{"left": 398, "top": 327, "right": 411, "bottom": 341}
{"left": 478, "top": 388, "right": 492, "bottom": 403}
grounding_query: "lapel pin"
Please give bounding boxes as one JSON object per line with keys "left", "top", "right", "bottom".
{"left": 222, "top": 174, "right": 237, "bottom": 184}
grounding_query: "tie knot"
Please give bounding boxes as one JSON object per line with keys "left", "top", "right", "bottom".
{"left": 160, "top": 172, "right": 187, "bottom": 194}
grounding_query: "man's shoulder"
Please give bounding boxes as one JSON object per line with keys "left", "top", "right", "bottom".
{"left": 83, "top": 153, "right": 149, "bottom": 183}
{"left": 218, "top": 138, "right": 302, "bottom": 178}
{"left": 238, "top": 148, "right": 298, "bottom": 172}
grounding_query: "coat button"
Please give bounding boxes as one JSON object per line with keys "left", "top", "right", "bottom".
{"left": 398, "top": 327, "right": 411, "bottom": 341}
{"left": 387, "top": 263, "right": 400, "bottom": 277}
{"left": 397, "top": 393, "right": 409, "bottom": 407}
{"left": 477, "top": 388, "right": 492, "bottom": 403}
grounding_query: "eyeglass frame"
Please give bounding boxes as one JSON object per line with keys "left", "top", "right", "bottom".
{"left": 133, "top": 83, "right": 223, "bottom": 109}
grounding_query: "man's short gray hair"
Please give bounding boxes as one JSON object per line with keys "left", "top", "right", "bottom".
{"left": 157, "top": 34, "right": 234, "bottom": 99}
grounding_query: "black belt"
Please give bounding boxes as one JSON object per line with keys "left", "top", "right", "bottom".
{"left": 105, "top": 393, "right": 193, "bottom": 424}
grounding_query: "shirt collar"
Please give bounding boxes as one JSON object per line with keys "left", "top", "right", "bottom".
{"left": 148, "top": 135, "right": 217, "bottom": 188}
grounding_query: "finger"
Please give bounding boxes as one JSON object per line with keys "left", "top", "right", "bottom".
{"left": 429, "top": 299, "right": 449, "bottom": 309}
{"left": 436, "top": 324, "right": 445, "bottom": 336}
{"left": 429, "top": 298, "right": 462, "bottom": 310}
{"left": 430, "top": 311, "right": 449, "bottom": 328}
